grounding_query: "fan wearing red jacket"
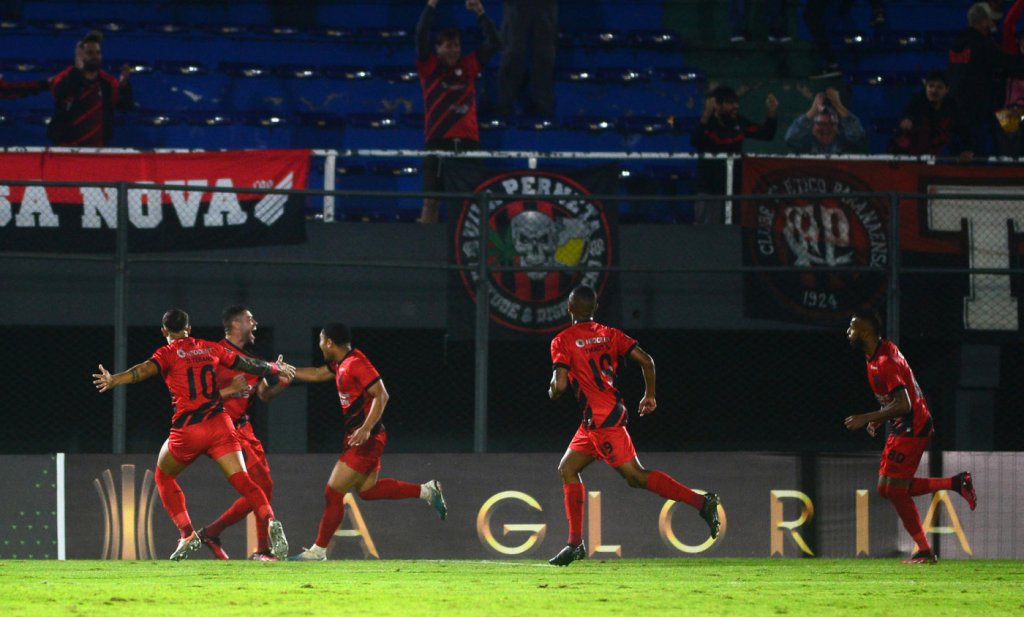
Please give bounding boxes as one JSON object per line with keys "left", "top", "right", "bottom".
{"left": 93, "top": 308, "right": 295, "bottom": 561}
{"left": 547, "top": 285, "right": 721, "bottom": 566}
{"left": 844, "top": 310, "right": 977, "bottom": 565}
{"left": 195, "top": 306, "right": 291, "bottom": 561}
{"left": 286, "top": 323, "right": 448, "bottom": 561}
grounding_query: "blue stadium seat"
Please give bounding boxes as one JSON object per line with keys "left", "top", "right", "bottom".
{"left": 653, "top": 67, "right": 707, "bottom": 83}
{"left": 630, "top": 30, "right": 683, "bottom": 51}
{"left": 564, "top": 116, "right": 618, "bottom": 132}
{"left": 219, "top": 62, "right": 269, "bottom": 78}
{"left": 0, "top": 59, "right": 47, "bottom": 72}
{"left": 837, "top": 31, "right": 872, "bottom": 51}
{"left": 366, "top": 160, "right": 420, "bottom": 176}
{"left": 271, "top": 65, "right": 322, "bottom": 79}
{"left": 580, "top": 30, "right": 628, "bottom": 49}
{"left": 618, "top": 116, "right": 672, "bottom": 135}
{"left": 105, "top": 60, "right": 155, "bottom": 75}
{"left": 400, "top": 113, "right": 423, "bottom": 129}
{"left": 203, "top": 25, "right": 251, "bottom": 36}
{"left": 134, "top": 111, "right": 180, "bottom": 127}
{"left": 878, "top": 31, "right": 926, "bottom": 51}
{"left": 554, "top": 68, "right": 607, "bottom": 83}
{"left": 604, "top": 68, "right": 651, "bottom": 85}
{"left": 927, "top": 31, "right": 957, "bottom": 52}
{"left": 93, "top": 21, "right": 136, "bottom": 34}
{"left": 251, "top": 25, "right": 301, "bottom": 37}
{"left": 158, "top": 61, "right": 209, "bottom": 76}
{"left": 375, "top": 66, "right": 419, "bottom": 83}
{"left": 510, "top": 116, "right": 562, "bottom": 131}
{"left": 183, "top": 112, "right": 234, "bottom": 127}
{"left": 346, "top": 113, "right": 397, "bottom": 129}
{"left": 239, "top": 112, "right": 289, "bottom": 127}
{"left": 0, "top": 111, "right": 14, "bottom": 125}
{"left": 309, "top": 26, "right": 354, "bottom": 39}
{"left": 322, "top": 65, "right": 373, "bottom": 80}
{"left": 143, "top": 23, "right": 190, "bottom": 35}
{"left": 355, "top": 27, "right": 411, "bottom": 44}
{"left": 33, "top": 20, "right": 84, "bottom": 32}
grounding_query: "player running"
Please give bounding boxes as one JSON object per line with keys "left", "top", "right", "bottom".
{"left": 844, "top": 310, "right": 977, "bottom": 565}
{"left": 286, "top": 323, "right": 447, "bottom": 561}
{"left": 195, "top": 306, "right": 291, "bottom": 561}
{"left": 93, "top": 308, "right": 295, "bottom": 561}
{"left": 547, "top": 285, "right": 721, "bottom": 567}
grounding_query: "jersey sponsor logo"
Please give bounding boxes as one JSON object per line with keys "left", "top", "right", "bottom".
{"left": 176, "top": 347, "right": 214, "bottom": 358}
{"left": 338, "top": 392, "right": 352, "bottom": 408}
{"left": 576, "top": 336, "right": 610, "bottom": 347}
{"left": 745, "top": 165, "right": 888, "bottom": 323}
{"left": 454, "top": 171, "right": 613, "bottom": 333}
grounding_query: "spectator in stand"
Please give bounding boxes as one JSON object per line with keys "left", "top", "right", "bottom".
{"left": 887, "top": 70, "right": 971, "bottom": 158}
{"left": 415, "top": 0, "right": 501, "bottom": 224}
{"left": 691, "top": 86, "right": 778, "bottom": 224}
{"left": 495, "top": 0, "right": 557, "bottom": 116}
{"left": 729, "top": 0, "right": 789, "bottom": 43}
{"left": 49, "top": 31, "right": 134, "bottom": 147}
{"left": 805, "top": 0, "right": 886, "bottom": 80}
{"left": 947, "top": 3, "right": 1024, "bottom": 157}
{"left": 1, "top": 77, "right": 51, "bottom": 100}
{"left": 785, "top": 88, "right": 867, "bottom": 154}
{"left": 997, "top": 0, "right": 1024, "bottom": 155}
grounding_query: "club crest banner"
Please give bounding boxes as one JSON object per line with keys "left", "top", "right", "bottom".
{"left": 0, "top": 150, "right": 309, "bottom": 252}
{"left": 444, "top": 162, "right": 620, "bottom": 339}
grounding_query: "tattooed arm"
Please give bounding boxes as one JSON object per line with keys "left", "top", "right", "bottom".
{"left": 229, "top": 355, "right": 297, "bottom": 381}
{"left": 93, "top": 360, "right": 159, "bottom": 393}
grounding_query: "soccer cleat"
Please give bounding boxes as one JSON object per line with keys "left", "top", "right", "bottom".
{"left": 268, "top": 519, "right": 289, "bottom": 559}
{"left": 249, "top": 551, "right": 278, "bottom": 561}
{"left": 425, "top": 479, "right": 448, "bottom": 520}
{"left": 196, "top": 527, "right": 229, "bottom": 561}
{"left": 549, "top": 542, "right": 586, "bottom": 567}
{"left": 169, "top": 532, "right": 202, "bottom": 561}
{"left": 700, "top": 493, "right": 722, "bottom": 539}
{"left": 900, "top": 549, "right": 938, "bottom": 565}
{"left": 287, "top": 547, "right": 327, "bottom": 561}
{"left": 957, "top": 472, "right": 977, "bottom": 511}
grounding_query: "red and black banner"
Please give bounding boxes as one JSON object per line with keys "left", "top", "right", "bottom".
{"left": 0, "top": 150, "right": 310, "bottom": 252}
{"left": 444, "top": 161, "right": 620, "bottom": 339}
{"left": 741, "top": 157, "right": 1024, "bottom": 339}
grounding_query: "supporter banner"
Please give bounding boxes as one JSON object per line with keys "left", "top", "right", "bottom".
{"left": 0, "top": 150, "right": 309, "bottom": 252}
{"left": 443, "top": 162, "right": 620, "bottom": 339}
{"left": 30, "top": 451, "right": 1018, "bottom": 560}
{"left": 740, "top": 158, "right": 1024, "bottom": 338}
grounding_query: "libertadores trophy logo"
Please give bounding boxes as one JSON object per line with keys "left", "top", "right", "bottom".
{"left": 745, "top": 165, "right": 889, "bottom": 323}
{"left": 454, "top": 171, "right": 614, "bottom": 333}
{"left": 93, "top": 464, "right": 159, "bottom": 560}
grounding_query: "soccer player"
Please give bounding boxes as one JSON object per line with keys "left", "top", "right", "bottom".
{"left": 844, "top": 310, "right": 977, "bottom": 565}
{"left": 93, "top": 308, "right": 295, "bottom": 561}
{"left": 547, "top": 285, "right": 721, "bottom": 567}
{"left": 287, "top": 323, "right": 448, "bottom": 561}
{"left": 195, "top": 306, "right": 291, "bottom": 561}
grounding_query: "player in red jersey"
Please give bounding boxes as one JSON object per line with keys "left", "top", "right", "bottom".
{"left": 547, "top": 285, "right": 721, "bottom": 566}
{"left": 93, "top": 308, "right": 296, "bottom": 561}
{"left": 414, "top": 0, "right": 500, "bottom": 223}
{"left": 195, "top": 306, "right": 291, "bottom": 561}
{"left": 286, "top": 323, "right": 447, "bottom": 561}
{"left": 844, "top": 310, "right": 977, "bottom": 565}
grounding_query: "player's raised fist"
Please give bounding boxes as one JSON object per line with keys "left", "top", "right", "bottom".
{"left": 93, "top": 364, "right": 114, "bottom": 392}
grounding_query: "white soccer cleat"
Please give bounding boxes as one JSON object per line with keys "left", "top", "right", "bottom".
{"left": 169, "top": 532, "right": 202, "bottom": 561}
{"left": 286, "top": 546, "right": 327, "bottom": 561}
{"left": 424, "top": 479, "right": 447, "bottom": 520}
{"left": 268, "top": 519, "right": 289, "bottom": 559}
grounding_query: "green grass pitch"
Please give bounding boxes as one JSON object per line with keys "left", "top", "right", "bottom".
{"left": 1, "top": 559, "right": 1022, "bottom": 616}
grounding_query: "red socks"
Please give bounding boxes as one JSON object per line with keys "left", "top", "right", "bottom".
{"left": 228, "top": 471, "right": 273, "bottom": 548}
{"left": 646, "top": 470, "right": 705, "bottom": 511}
{"left": 887, "top": 485, "right": 931, "bottom": 553}
{"left": 563, "top": 483, "right": 585, "bottom": 546}
{"left": 908, "top": 477, "right": 953, "bottom": 497}
{"left": 358, "top": 479, "right": 421, "bottom": 501}
{"left": 154, "top": 468, "right": 194, "bottom": 538}
{"left": 316, "top": 485, "right": 347, "bottom": 548}
{"left": 205, "top": 462, "right": 274, "bottom": 543}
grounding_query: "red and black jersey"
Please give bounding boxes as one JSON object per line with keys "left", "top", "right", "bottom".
{"left": 148, "top": 337, "right": 238, "bottom": 429}
{"left": 49, "top": 66, "right": 134, "bottom": 147}
{"left": 328, "top": 349, "right": 384, "bottom": 438}
{"left": 417, "top": 52, "right": 483, "bottom": 142}
{"left": 551, "top": 321, "right": 638, "bottom": 429}
{"left": 690, "top": 114, "right": 778, "bottom": 154}
{"left": 865, "top": 340, "right": 933, "bottom": 437}
{"left": 0, "top": 79, "right": 50, "bottom": 99}
{"left": 215, "top": 339, "right": 270, "bottom": 426}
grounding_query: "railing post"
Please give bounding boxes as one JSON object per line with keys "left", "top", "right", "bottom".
{"left": 113, "top": 182, "right": 129, "bottom": 454}
{"left": 322, "top": 153, "right": 336, "bottom": 222}
{"left": 887, "top": 192, "right": 900, "bottom": 346}
{"left": 724, "top": 156, "right": 735, "bottom": 225}
{"left": 473, "top": 191, "right": 490, "bottom": 453}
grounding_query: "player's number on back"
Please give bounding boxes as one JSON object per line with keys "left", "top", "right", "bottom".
{"left": 587, "top": 354, "right": 614, "bottom": 391}
{"left": 186, "top": 365, "right": 217, "bottom": 401}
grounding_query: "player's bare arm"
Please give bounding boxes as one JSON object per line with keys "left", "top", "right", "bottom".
{"left": 257, "top": 355, "right": 291, "bottom": 402}
{"left": 549, "top": 367, "right": 569, "bottom": 400}
{"left": 348, "top": 380, "right": 389, "bottom": 447}
{"left": 845, "top": 388, "right": 911, "bottom": 431}
{"left": 231, "top": 354, "right": 295, "bottom": 380}
{"left": 93, "top": 361, "right": 159, "bottom": 392}
{"left": 220, "top": 374, "right": 248, "bottom": 398}
{"left": 629, "top": 346, "right": 657, "bottom": 415}
{"left": 292, "top": 365, "right": 335, "bottom": 383}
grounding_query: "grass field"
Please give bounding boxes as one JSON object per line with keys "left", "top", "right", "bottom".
{"left": 1, "top": 559, "right": 1022, "bottom": 616}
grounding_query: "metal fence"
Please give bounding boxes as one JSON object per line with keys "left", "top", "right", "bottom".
{"left": 2, "top": 170, "right": 1023, "bottom": 457}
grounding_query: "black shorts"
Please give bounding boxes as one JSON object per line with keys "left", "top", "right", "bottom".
{"left": 423, "top": 138, "right": 481, "bottom": 194}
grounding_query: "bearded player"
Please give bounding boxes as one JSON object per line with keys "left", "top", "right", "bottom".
{"left": 547, "top": 285, "right": 721, "bottom": 566}
{"left": 93, "top": 308, "right": 294, "bottom": 561}
{"left": 844, "top": 310, "right": 977, "bottom": 564}
{"left": 287, "top": 323, "right": 447, "bottom": 561}
{"left": 195, "top": 306, "right": 291, "bottom": 561}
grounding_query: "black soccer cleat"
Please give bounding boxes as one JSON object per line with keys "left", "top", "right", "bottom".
{"left": 549, "top": 542, "right": 586, "bottom": 567}
{"left": 957, "top": 472, "right": 977, "bottom": 511}
{"left": 900, "top": 549, "right": 938, "bottom": 565}
{"left": 700, "top": 493, "right": 721, "bottom": 539}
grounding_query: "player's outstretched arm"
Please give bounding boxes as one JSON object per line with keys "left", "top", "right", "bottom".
{"left": 93, "top": 361, "right": 158, "bottom": 393}
{"left": 257, "top": 356, "right": 291, "bottom": 402}
{"left": 348, "top": 380, "right": 389, "bottom": 447}
{"left": 549, "top": 367, "right": 568, "bottom": 400}
{"left": 291, "top": 365, "right": 335, "bottom": 383}
{"left": 230, "top": 355, "right": 295, "bottom": 380}
{"left": 629, "top": 346, "right": 657, "bottom": 415}
{"left": 845, "top": 388, "right": 911, "bottom": 431}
